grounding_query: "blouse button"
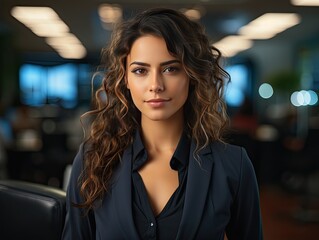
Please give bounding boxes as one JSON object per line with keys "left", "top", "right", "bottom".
{"left": 150, "top": 222, "right": 154, "bottom": 227}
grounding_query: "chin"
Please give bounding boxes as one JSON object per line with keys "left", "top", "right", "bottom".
{"left": 146, "top": 115, "right": 170, "bottom": 121}
{"left": 143, "top": 112, "right": 181, "bottom": 122}
{"left": 141, "top": 108, "right": 184, "bottom": 123}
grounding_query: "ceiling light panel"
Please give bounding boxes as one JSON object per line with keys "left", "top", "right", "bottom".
{"left": 291, "top": 0, "right": 319, "bottom": 6}
{"left": 239, "top": 13, "right": 301, "bottom": 39}
{"left": 11, "top": 6, "right": 60, "bottom": 23}
{"left": 180, "top": 8, "right": 203, "bottom": 21}
{"left": 213, "top": 35, "right": 253, "bottom": 57}
{"left": 11, "top": 6, "right": 86, "bottom": 59}
{"left": 98, "top": 4, "right": 122, "bottom": 30}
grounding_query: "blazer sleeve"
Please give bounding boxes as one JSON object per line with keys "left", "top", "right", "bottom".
{"left": 61, "top": 144, "right": 96, "bottom": 240}
{"left": 226, "top": 147, "right": 263, "bottom": 240}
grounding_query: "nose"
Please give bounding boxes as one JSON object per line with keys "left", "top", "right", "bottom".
{"left": 149, "top": 71, "right": 164, "bottom": 93}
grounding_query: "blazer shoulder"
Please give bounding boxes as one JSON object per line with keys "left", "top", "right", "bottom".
{"left": 210, "top": 141, "right": 244, "bottom": 162}
{"left": 209, "top": 141, "right": 253, "bottom": 180}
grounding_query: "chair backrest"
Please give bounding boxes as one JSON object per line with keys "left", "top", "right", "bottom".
{"left": 0, "top": 180, "right": 66, "bottom": 240}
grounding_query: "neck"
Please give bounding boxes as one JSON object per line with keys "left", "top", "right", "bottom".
{"left": 141, "top": 115, "right": 184, "bottom": 153}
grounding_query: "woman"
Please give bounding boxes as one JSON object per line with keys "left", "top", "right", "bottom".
{"left": 62, "top": 8, "right": 263, "bottom": 240}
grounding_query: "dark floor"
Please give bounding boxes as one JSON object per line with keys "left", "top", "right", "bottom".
{"left": 260, "top": 185, "right": 319, "bottom": 240}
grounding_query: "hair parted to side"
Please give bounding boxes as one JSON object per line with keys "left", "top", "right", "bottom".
{"left": 78, "top": 7, "right": 229, "bottom": 210}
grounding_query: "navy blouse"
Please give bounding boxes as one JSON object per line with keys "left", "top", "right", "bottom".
{"left": 131, "top": 131, "right": 190, "bottom": 239}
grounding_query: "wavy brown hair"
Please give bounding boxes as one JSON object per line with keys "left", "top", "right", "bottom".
{"left": 78, "top": 8, "right": 229, "bottom": 210}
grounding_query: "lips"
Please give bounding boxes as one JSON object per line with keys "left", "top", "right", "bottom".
{"left": 145, "top": 98, "right": 170, "bottom": 107}
{"left": 146, "top": 98, "right": 169, "bottom": 103}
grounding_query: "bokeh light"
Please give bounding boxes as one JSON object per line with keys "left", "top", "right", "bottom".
{"left": 259, "top": 83, "right": 274, "bottom": 99}
{"left": 290, "top": 90, "right": 318, "bottom": 106}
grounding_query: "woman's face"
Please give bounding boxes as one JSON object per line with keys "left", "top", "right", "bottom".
{"left": 126, "top": 35, "right": 189, "bottom": 123}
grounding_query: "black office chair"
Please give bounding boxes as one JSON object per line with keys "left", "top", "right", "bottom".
{"left": 0, "top": 180, "right": 66, "bottom": 240}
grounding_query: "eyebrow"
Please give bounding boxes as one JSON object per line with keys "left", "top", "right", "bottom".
{"left": 129, "top": 59, "right": 181, "bottom": 67}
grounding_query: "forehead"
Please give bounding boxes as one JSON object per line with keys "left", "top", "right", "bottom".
{"left": 127, "top": 35, "right": 176, "bottom": 64}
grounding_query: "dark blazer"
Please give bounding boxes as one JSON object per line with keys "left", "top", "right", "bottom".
{"left": 62, "top": 141, "right": 263, "bottom": 240}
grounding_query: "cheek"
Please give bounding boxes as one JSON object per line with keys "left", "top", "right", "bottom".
{"left": 127, "top": 73, "right": 143, "bottom": 92}
{"left": 127, "top": 80, "right": 143, "bottom": 103}
{"left": 175, "top": 79, "right": 190, "bottom": 98}
{"left": 128, "top": 81, "right": 140, "bottom": 93}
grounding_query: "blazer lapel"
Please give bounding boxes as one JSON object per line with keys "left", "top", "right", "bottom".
{"left": 112, "top": 147, "right": 140, "bottom": 239}
{"left": 176, "top": 141, "right": 214, "bottom": 240}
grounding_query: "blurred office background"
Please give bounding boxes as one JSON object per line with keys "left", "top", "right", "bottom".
{"left": 0, "top": 0, "right": 319, "bottom": 239}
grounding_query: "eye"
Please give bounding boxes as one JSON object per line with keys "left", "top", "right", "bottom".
{"left": 131, "top": 68, "right": 147, "bottom": 75}
{"left": 163, "top": 66, "right": 179, "bottom": 73}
